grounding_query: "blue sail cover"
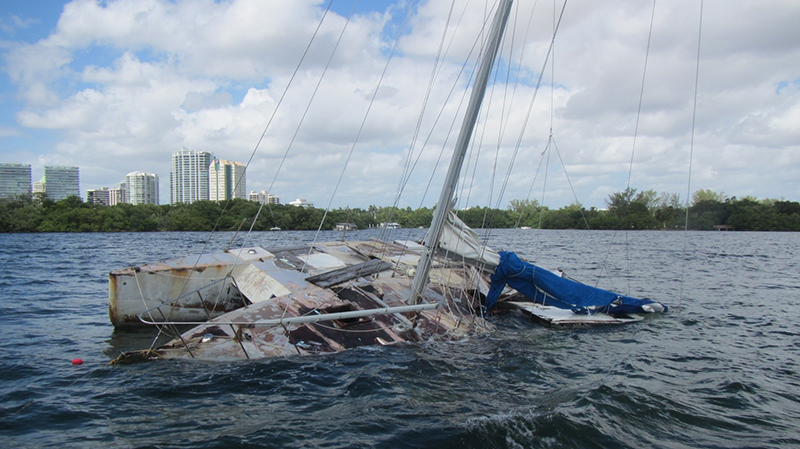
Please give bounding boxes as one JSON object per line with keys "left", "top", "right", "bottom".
{"left": 485, "top": 251, "right": 667, "bottom": 315}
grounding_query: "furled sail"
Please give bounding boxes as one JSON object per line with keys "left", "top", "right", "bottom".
{"left": 437, "top": 211, "right": 500, "bottom": 268}
{"left": 485, "top": 251, "right": 668, "bottom": 314}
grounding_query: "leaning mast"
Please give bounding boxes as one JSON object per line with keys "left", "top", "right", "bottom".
{"left": 409, "top": 0, "right": 514, "bottom": 304}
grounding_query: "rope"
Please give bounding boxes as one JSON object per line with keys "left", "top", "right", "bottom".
{"left": 392, "top": 0, "right": 458, "bottom": 216}
{"left": 273, "top": 0, "right": 418, "bottom": 324}
{"left": 131, "top": 268, "right": 186, "bottom": 350}
{"left": 403, "top": 5, "right": 488, "bottom": 210}
{"left": 495, "top": 0, "right": 568, "bottom": 213}
{"left": 129, "top": 3, "right": 339, "bottom": 353}
{"left": 237, "top": 0, "right": 337, "bottom": 244}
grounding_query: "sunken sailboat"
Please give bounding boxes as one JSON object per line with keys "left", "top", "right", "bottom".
{"left": 109, "top": 0, "right": 667, "bottom": 363}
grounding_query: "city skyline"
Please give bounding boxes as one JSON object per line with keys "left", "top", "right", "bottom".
{"left": 3, "top": 156, "right": 288, "bottom": 206}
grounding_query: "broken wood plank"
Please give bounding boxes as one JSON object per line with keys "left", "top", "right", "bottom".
{"left": 306, "top": 259, "right": 392, "bottom": 288}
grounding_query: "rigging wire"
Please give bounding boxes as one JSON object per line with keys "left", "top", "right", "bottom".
{"left": 549, "top": 137, "right": 591, "bottom": 231}
{"left": 513, "top": 144, "right": 548, "bottom": 230}
{"left": 625, "top": 0, "right": 657, "bottom": 295}
{"left": 378, "top": 0, "right": 459, "bottom": 255}
{"left": 397, "top": 2, "right": 474, "bottom": 200}
{"left": 462, "top": 2, "right": 508, "bottom": 219}
{"left": 593, "top": 0, "right": 658, "bottom": 294}
{"left": 239, "top": 1, "right": 338, "bottom": 243}
{"left": 410, "top": 8, "right": 490, "bottom": 212}
{"left": 679, "top": 0, "right": 704, "bottom": 314}
{"left": 472, "top": 0, "right": 525, "bottom": 233}
{"left": 465, "top": 0, "right": 538, "bottom": 234}
{"left": 272, "top": 0, "right": 376, "bottom": 322}
{"left": 468, "top": 1, "right": 512, "bottom": 227}
{"left": 146, "top": 0, "right": 337, "bottom": 349}
{"left": 275, "top": 0, "right": 421, "bottom": 322}
{"left": 309, "top": 0, "right": 416, "bottom": 237}
{"left": 490, "top": 0, "right": 567, "bottom": 224}
{"left": 465, "top": 0, "right": 493, "bottom": 216}
{"left": 497, "top": 0, "right": 541, "bottom": 231}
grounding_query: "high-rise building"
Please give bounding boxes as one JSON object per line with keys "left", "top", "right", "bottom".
{"left": 126, "top": 171, "right": 159, "bottom": 205}
{"left": 0, "top": 163, "right": 32, "bottom": 198}
{"left": 209, "top": 159, "right": 246, "bottom": 201}
{"left": 87, "top": 187, "right": 111, "bottom": 206}
{"left": 248, "top": 190, "right": 280, "bottom": 205}
{"left": 170, "top": 148, "right": 213, "bottom": 204}
{"left": 43, "top": 166, "right": 80, "bottom": 201}
{"left": 109, "top": 185, "right": 126, "bottom": 206}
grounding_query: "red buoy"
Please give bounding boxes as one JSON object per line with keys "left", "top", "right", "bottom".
{"left": 71, "top": 358, "right": 83, "bottom": 365}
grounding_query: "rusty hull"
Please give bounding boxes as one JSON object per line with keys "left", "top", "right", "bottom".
{"left": 134, "top": 268, "right": 491, "bottom": 361}
{"left": 112, "top": 240, "right": 495, "bottom": 361}
{"left": 110, "top": 245, "right": 327, "bottom": 327}
{"left": 109, "top": 253, "right": 245, "bottom": 327}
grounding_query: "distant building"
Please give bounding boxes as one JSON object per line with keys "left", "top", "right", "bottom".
{"left": 43, "top": 166, "right": 80, "bottom": 201}
{"left": 87, "top": 187, "right": 111, "bottom": 206}
{"left": 0, "top": 163, "right": 32, "bottom": 198}
{"left": 109, "top": 185, "right": 126, "bottom": 206}
{"left": 170, "top": 148, "right": 214, "bottom": 204}
{"left": 126, "top": 171, "right": 159, "bottom": 205}
{"left": 209, "top": 159, "right": 246, "bottom": 201}
{"left": 248, "top": 190, "right": 280, "bottom": 205}
{"left": 33, "top": 179, "right": 45, "bottom": 196}
{"left": 288, "top": 198, "right": 313, "bottom": 208}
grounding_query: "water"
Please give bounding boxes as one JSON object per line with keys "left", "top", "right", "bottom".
{"left": 1, "top": 229, "right": 799, "bottom": 448}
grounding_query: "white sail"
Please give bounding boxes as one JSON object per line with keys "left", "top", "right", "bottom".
{"left": 438, "top": 211, "right": 500, "bottom": 268}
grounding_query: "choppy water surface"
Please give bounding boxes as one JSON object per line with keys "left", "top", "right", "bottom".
{"left": 1, "top": 229, "right": 798, "bottom": 448}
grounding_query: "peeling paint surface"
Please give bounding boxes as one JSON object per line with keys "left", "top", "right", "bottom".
{"left": 111, "top": 241, "right": 495, "bottom": 362}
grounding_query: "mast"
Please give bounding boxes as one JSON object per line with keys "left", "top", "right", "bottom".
{"left": 409, "top": 0, "right": 513, "bottom": 304}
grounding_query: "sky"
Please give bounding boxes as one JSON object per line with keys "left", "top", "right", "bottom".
{"left": 0, "top": 0, "right": 798, "bottom": 210}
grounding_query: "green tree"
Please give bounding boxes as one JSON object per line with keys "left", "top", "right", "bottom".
{"left": 726, "top": 198, "right": 771, "bottom": 231}
{"left": 541, "top": 203, "right": 585, "bottom": 229}
{"left": 688, "top": 199, "right": 729, "bottom": 230}
{"left": 636, "top": 189, "right": 659, "bottom": 210}
{"left": 692, "top": 188, "right": 727, "bottom": 205}
{"left": 0, "top": 195, "right": 43, "bottom": 232}
{"left": 606, "top": 187, "right": 638, "bottom": 218}
{"left": 604, "top": 188, "right": 659, "bottom": 229}
{"left": 508, "top": 198, "right": 543, "bottom": 227}
{"left": 36, "top": 196, "right": 99, "bottom": 232}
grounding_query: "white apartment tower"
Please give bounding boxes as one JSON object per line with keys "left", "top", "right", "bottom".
{"left": 209, "top": 159, "right": 246, "bottom": 201}
{"left": 170, "top": 148, "right": 214, "bottom": 204}
{"left": 126, "top": 171, "right": 159, "bottom": 205}
{"left": 109, "top": 182, "right": 127, "bottom": 206}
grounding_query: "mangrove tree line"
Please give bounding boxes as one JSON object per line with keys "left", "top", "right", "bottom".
{"left": 1, "top": 188, "right": 798, "bottom": 232}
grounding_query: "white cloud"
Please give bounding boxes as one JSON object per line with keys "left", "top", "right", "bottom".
{"left": 1, "top": 0, "right": 799, "bottom": 208}
{"left": 0, "top": 14, "right": 37, "bottom": 34}
{"left": 0, "top": 126, "right": 20, "bottom": 138}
